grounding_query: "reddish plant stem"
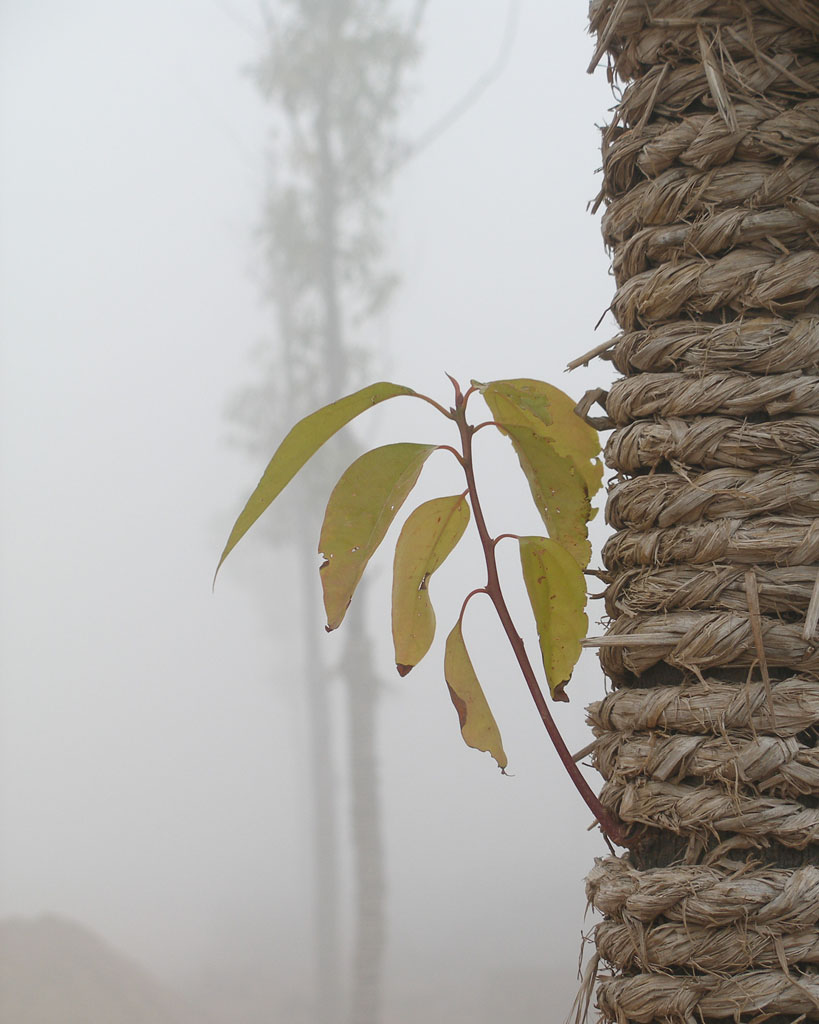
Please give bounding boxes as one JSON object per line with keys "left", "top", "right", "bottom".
{"left": 452, "top": 393, "right": 628, "bottom": 848}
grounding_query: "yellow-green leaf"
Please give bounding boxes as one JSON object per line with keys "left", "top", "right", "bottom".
{"left": 477, "top": 382, "right": 601, "bottom": 567}
{"left": 482, "top": 389, "right": 593, "bottom": 565}
{"left": 216, "top": 381, "right": 415, "bottom": 578}
{"left": 482, "top": 378, "right": 603, "bottom": 496}
{"left": 320, "top": 443, "right": 436, "bottom": 630}
{"left": 518, "top": 535, "right": 588, "bottom": 701}
{"left": 392, "top": 495, "right": 470, "bottom": 676}
{"left": 444, "top": 620, "right": 507, "bottom": 770}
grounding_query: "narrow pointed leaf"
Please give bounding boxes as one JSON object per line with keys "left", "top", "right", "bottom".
{"left": 518, "top": 535, "right": 588, "bottom": 701}
{"left": 216, "top": 381, "right": 415, "bottom": 577}
{"left": 392, "top": 495, "right": 470, "bottom": 675}
{"left": 320, "top": 442, "right": 436, "bottom": 630}
{"left": 444, "top": 620, "right": 507, "bottom": 770}
{"left": 477, "top": 382, "right": 601, "bottom": 567}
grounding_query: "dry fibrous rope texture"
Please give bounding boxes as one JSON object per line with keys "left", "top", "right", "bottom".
{"left": 607, "top": 468, "right": 819, "bottom": 529}
{"left": 604, "top": 518, "right": 819, "bottom": 569}
{"left": 588, "top": 0, "right": 819, "bottom": 74}
{"left": 613, "top": 200, "right": 819, "bottom": 282}
{"left": 586, "top": 1, "right": 819, "bottom": 1020}
{"left": 589, "top": 880, "right": 819, "bottom": 1011}
{"left": 588, "top": 678, "right": 819, "bottom": 737}
{"left": 593, "top": 16, "right": 817, "bottom": 82}
{"left": 605, "top": 563, "right": 819, "bottom": 616}
{"left": 595, "top": 730, "right": 819, "bottom": 797}
{"left": 606, "top": 415, "right": 819, "bottom": 472}
{"left": 601, "top": 778, "right": 819, "bottom": 850}
{"left": 600, "top": 99, "right": 819, "bottom": 199}
{"left": 612, "top": 54, "right": 819, "bottom": 130}
{"left": 587, "top": 857, "right": 819, "bottom": 927}
{"left": 604, "top": 316, "right": 819, "bottom": 377}
{"left": 603, "top": 159, "right": 819, "bottom": 245}
{"left": 611, "top": 248, "right": 819, "bottom": 330}
{"left": 598, "top": 970, "right": 819, "bottom": 1023}
{"left": 606, "top": 369, "right": 819, "bottom": 423}
{"left": 596, "top": 917, "right": 819, "bottom": 971}
{"left": 593, "top": 609, "right": 819, "bottom": 678}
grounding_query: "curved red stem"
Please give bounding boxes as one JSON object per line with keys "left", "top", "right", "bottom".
{"left": 452, "top": 396, "right": 628, "bottom": 848}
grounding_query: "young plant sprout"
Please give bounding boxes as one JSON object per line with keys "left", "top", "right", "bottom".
{"left": 217, "top": 375, "right": 626, "bottom": 847}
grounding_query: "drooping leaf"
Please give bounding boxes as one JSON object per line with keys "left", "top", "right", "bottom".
{"left": 392, "top": 494, "right": 471, "bottom": 675}
{"left": 320, "top": 442, "right": 436, "bottom": 630}
{"left": 444, "top": 620, "right": 507, "bottom": 770}
{"left": 476, "top": 381, "right": 602, "bottom": 568}
{"left": 518, "top": 535, "right": 588, "bottom": 701}
{"left": 216, "top": 381, "right": 415, "bottom": 578}
{"left": 480, "top": 386, "right": 591, "bottom": 566}
{"left": 482, "top": 378, "right": 603, "bottom": 496}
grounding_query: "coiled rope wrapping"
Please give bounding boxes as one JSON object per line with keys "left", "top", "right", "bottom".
{"left": 585, "top": 2, "right": 819, "bottom": 1020}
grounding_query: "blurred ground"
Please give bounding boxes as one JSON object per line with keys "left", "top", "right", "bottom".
{"left": 0, "top": 916, "right": 210, "bottom": 1024}
{"left": 1, "top": 913, "right": 581, "bottom": 1023}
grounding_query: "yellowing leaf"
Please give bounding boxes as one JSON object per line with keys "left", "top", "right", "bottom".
{"left": 320, "top": 443, "right": 435, "bottom": 630}
{"left": 216, "top": 381, "right": 415, "bottom": 578}
{"left": 444, "top": 620, "right": 507, "bottom": 770}
{"left": 392, "top": 495, "right": 470, "bottom": 675}
{"left": 481, "top": 388, "right": 593, "bottom": 566}
{"left": 477, "top": 380, "right": 603, "bottom": 568}
{"left": 518, "top": 535, "right": 588, "bottom": 700}
{"left": 483, "top": 378, "right": 603, "bottom": 496}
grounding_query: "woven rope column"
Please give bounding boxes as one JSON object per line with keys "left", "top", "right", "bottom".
{"left": 584, "top": 3, "right": 819, "bottom": 1021}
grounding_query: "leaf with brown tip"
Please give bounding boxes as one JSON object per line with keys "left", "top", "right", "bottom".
{"left": 444, "top": 620, "right": 507, "bottom": 770}
{"left": 392, "top": 494, "right": 470, "bottom": 674}
{"left": 518, "top": 535, "right": 588, "bottom": 700}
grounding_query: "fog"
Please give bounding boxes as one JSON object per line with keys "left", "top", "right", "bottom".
{"left": 0, "top": 3, "right": 618, "bottom": 1021}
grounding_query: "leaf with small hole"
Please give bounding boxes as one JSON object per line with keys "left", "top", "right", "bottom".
{"left": 319, "top": 443, "right": 436, "bottom": 630}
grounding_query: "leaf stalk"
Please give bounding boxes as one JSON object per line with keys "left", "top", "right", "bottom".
{"left": 452, "top": 381, "right": 628, "bottom": 847}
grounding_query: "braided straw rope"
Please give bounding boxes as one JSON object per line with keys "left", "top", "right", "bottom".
{"left": 598, "top": 100, "right": 819, "bottom": 197}
{"left": 611, "top": 249, "right": 819, "bottom": 330}
{"left": 603, "top": 518, "right": 819, "bottom": 568}
{"left": 593, "top": 610, "right": 819, "bottom": 678}
{"left": 607, "top": 469, "right": 819, "bottom": 529}
{"left": 606, "top": 370, "right": 819, "bottom": 422}
{"left": 606, "top": 415, "right": 819, "bottom": 472}
{"left": 596, "top": 919, "right": 819, "bottom": 971}
{"left": 605, "top": 563, "right": 819, "bottom": 615}
{"left": 587, "top": 857, "right": 819, "bottom": 926}
{"left": 605, "top": 316, "right": 819, "bottom": 376}
{"left": 584, "top": 2, "right": 819, "bottom": 1020}
{"left": 603, "top": 160, "right": 819, "bottom": 245}
{"left": 598, "top": 972, "right": 819, "bottom": 1023}
{"left": 594, "top": 731, "right": 819, "bottom": 797}
{"left": 588, "top": 678, "right": 819, "bottom": 738}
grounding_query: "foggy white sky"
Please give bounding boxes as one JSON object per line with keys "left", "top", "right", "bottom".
{"left": 0, "top": 2, "right": 619, "bottom": 1018}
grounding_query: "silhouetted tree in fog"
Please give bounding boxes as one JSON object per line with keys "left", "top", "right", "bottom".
{"left": 230, "top": 3, "right": 426, "bottom": 1021}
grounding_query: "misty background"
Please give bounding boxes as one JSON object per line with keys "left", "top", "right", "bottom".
{"left": 0, "top": 3, "right": 618, "bottom": 1021}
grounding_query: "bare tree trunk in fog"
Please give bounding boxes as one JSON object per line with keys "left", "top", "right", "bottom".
{"left": 297, "top": 538, "right": 341, "bottom": 1024}
{"left": 315, "top": 9, "right": 345, "bottom": 397}
{"left": 234, "top": 7, "right": 425, "bottom": 1021}
{"left": 313, "top": 21, "right": 386, "bottom": 1016}
{"left": 275, "top": 238, "right": 344, "bottom": 1022}
{"left": 312, "top": 20, "right": 345, "bottom": 1018}
{"left": 343, "top": 607, "right": 386, "bottom": 1024}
